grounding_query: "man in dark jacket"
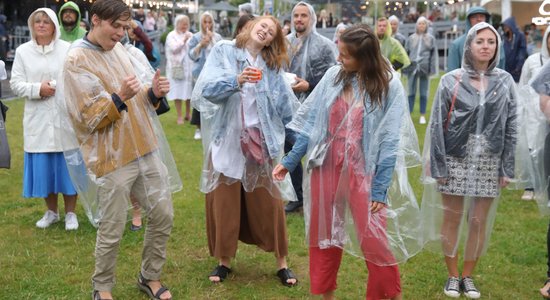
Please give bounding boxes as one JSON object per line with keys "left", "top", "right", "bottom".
{"left": 501, "top": 17, "right": 527, "bottom": 82}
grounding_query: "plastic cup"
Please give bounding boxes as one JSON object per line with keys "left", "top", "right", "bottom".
{"left": 250, "top": 68, "right": 262, "bottom": 81}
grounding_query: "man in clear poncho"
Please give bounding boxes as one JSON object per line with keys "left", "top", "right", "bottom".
{"left": 421, "top": 22, "right": 517, "bottom": 299}
{"left": 376, "top": 17, "right": 410, "bottom": 72}
{"left": 285, "top": 1, "right": 337, "bottom": 213}
{"left": 57, "top": 0, "right": 181, "bottom": 299}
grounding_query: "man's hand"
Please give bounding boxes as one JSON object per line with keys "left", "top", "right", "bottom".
{"left": 118, "top": 75, "right": 141, "bottom": 102}
{"left": 39, "top": 81, "right": 56, "bottom": 98}
{"left": 292, "top": 77, "right": 310, "bottom": 93}
{"left": 152, "top": 69, "right": 170, "bottom": 98}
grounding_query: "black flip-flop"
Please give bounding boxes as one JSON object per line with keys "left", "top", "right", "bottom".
{"left": 137, "top": 273, "right": 172, "bottom": 300}
{"left": 208, "top": 264, "right": 232, "bottom": 283}
{"left": 276, "top": 268, "right": 298, "bottom": 287}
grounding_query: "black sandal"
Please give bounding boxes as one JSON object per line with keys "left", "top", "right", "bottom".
{"left": 92, "top": 290, "right": 113, "bottom": 300}
{"left": 276, "top": 268, "right": 298, "bottom": 287}
{"left": 208, "top": 264, "right": 232, "bottom": 282}
{"left": 137, "top": 273, "right": 172, "bottom": 300}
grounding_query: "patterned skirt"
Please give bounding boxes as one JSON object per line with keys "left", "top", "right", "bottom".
{"left": 437, "top": 135, "right": 500, "bottom": 198}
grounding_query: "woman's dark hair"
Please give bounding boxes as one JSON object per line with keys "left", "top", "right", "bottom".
{"left": 335, "top": 24, "right": 393, "bottom": 108}
{"left": 233, "top": 14, "right": 255, "bottom": 38}
{"left": 90, "top": 0, "right": 131, "bottom": 27}
{"left": 236, "top": 16, "right": 289, "bottom": 71}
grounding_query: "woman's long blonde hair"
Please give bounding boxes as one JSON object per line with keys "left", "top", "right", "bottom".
{"left": 235, "top": 16, "right": 289, "bottom": 71}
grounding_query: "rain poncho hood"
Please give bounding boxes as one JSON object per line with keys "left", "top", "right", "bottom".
{"left": 56, "top": 37, "right": 182, "bottom": 226}
{"left": 58, "top": 1, "right": 86, "bottom": 42}
{"left": 191, "top": 40, "right": 299, "bottom": 201}
{"left": 402, "top": 16, "right": 438, "bottom": 77}
{"left": 446, "top": 7, "right": 506, "bottom": 71}
{"left": 287, "top": 2, "right": 337, "bottom": 102}
{"left": 421, "top": 22, "right": 518, "bottom": 259}
{"left": 285, "top": 65, "right": 423, "bottom": 263}
{"left": 377, "top": 18, "right": 410, "bottom": 70}
{"left": 388, "top": 15, "right": 406, "bottom": 46}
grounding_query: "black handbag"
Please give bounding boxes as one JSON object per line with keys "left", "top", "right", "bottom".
{"left": 155, "top": 97, "right": 170, "bottom": 115}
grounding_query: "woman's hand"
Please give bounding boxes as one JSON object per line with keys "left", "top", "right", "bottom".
{"left": 292, "top": 77, "right": 310, "bottom": 92}
{"left": 499, "top": 176, "right": 511, "bottom": 188}
{"left": 370, "top": 201, "right": 386, "bottom": 213}
{"left": 272, "top": 164, "right": 289, "bottom": 181}
{"left": 238, "top": 67, "right": 260, "bottom": 86}
{"left": 436, "top": 177, "right": 447, "bottom": 185}
{"left": 39, "top": 81, "right": 56, "bottom": 98}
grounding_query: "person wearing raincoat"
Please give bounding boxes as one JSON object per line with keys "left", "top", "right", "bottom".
{"left": 285, "top": 1, "right": 337, "bottom": 213}
{"left": 57, "top": 0, "right": 181, "bottom": 299}
{"left": 273, "top": 24, "right": 423, "bottom": 300}
{"left": 188, "top": 11, "right": 223, "bottom": 140}
{"left": 191, "top": 15, "right": 300, "bottom": 287}
{"left": 523, "top": 39, "right": 550, "bottom": 298}
{"left": 421, "top": 22, "right": 518, "bottom": 299}
{"left": 10, "top": 8, "right": 79, "bottom": 230}
{"left": 501, "top": 16, "right": 527, "bottom": 83}
{"left": 402, "top": 16, "right": 438, "bottom": 125}
{"left": 388, "top": 15, "right": 407, "bottom": 47}
{"left": 515, "top": 26, "right": 550, "bottom": 201}
{"left": 446, "top": 6, "right": 505, "bottom": 72}
{"left": 58, "top": 1, "right": 86, "bottom": 42}
{"left": 376, "top": 17, "right": 410, "bottom": 72}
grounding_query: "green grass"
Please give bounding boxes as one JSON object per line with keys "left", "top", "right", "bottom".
{"left": 0, "top": 76, "right": 545, "bottom": 299}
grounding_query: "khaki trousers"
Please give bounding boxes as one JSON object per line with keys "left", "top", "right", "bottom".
{"left": 92, "top": 154, "right": 174, "bottom": 292}
{"left": 206, "top": 182, "right": 288, "bottom": 259}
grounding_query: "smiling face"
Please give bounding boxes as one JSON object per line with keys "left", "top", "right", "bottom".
{"left": 250, "top": 18, "right": 277, "bottom": 47}
{"left": 33, "top": 12, "right": 55, "bottom": 43}
{"left": 293, "top": 5, "right": 310, "bottom": 34}
{"left": 90, "top": 14, "right": 129, "bottom": 50}
{"left": 470, "top": 28, "right": 497, "bottom": 66}
{"left": 337, "top": 41, "right": 360, "bottom": 72}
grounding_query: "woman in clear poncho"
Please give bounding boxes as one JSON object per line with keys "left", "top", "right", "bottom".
{"left": 273, "top": 24, "right": 422, "bottom": 300}
{"left": 421, "top": 22, "right": 518, "bottom": 299}
{"left": 191, "top": 15, "right": 299, "bottom": 286}
{"left": 402, "top": 16, "right": 438, "bottom": 125}
{"left": 188, "top": 12, "right": 223, "bottom": 140}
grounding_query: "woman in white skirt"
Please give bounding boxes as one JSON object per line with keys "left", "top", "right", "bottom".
{"left": 165, "top": 14, "right": 193, "bottom": 124}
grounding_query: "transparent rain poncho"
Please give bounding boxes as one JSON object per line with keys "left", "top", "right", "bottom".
{"left": 287, "top": 2, "right": 337, "bottom": 102}
{"left": 513, "top": 26, "right": 550, "bottom": 213}
{"left": 522, "top": 42, "right": 550, "bottom": 214}
{"left": 56, "top": 40, "right": 182, "bottom": 226}
{"left": 421, "top": 23, "right": 518, "bottom": 260}
{"left": 402, "top": 17, "right": 439, "bottom": 78}
{"left": 191, "top": 40, "right": 299, "bottom": 201}
{"left": 287, "top": 65, "right": 422, "bottom": 265}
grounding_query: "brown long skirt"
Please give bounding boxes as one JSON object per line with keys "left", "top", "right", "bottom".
{"left": 205, "top": 181, "right": 289, "bottom": 259}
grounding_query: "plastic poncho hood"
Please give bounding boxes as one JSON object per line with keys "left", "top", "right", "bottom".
{"left": 462, "top": 22, "right": 501, "bottom": 76}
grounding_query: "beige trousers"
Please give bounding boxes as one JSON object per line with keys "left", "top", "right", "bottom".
{"left": 92, "top": 154, "right": 174, "bottom": 292}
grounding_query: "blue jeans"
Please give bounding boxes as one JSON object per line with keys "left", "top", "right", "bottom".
{"left": 407, "top": 73, "right": 429, "bottom": 114}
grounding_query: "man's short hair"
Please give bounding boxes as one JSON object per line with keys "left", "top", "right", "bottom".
{"left": 90, "top": 0, "right": 131, "bottom": 26}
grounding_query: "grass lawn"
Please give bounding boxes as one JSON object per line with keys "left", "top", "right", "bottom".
{"left": 0, "top": 74, "right": 546, "bottom": 299}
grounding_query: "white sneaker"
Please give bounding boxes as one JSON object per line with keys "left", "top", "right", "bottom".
{"left": 194, "top": 129, "right": 202, "bottom": 140}
{"left": 36, "top": 210, "right": 60, "bottom": 228}
{"left": 65, "top": 212, "right": 79, "bottom": 231}
{"left": 419, "top": 116, "right": 427, "bottom": 124}
{"left": 461, "top": 277, "right": 481, "bottom": 299}
{"left": 521, "top": 190, "right": 534, "bottom": 201}
{"left": 443, "top": 277, "right": 461, "bottom": 298}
